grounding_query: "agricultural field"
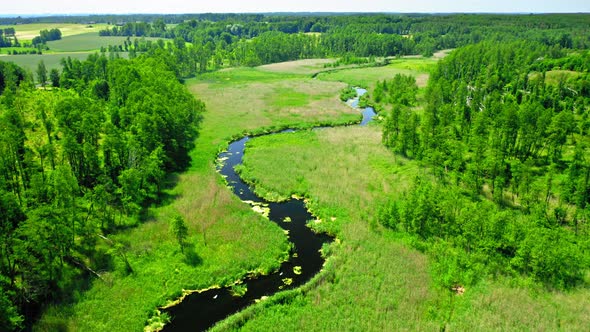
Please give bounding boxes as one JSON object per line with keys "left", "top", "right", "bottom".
{"left": 0, "top": 24, "right": 166, "bottom": 72}
{"left": 0, "top": 23, "right": 108, "bottom": 41}
{"left": 0, "top": 52, "right": 127, "bottom": 72}
{"left": 46, "top": 32, "right": 163, "bottom": 52}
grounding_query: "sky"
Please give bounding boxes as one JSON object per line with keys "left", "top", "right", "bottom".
{"left": 3, "top": 0, "right": 590, "bottom": 16}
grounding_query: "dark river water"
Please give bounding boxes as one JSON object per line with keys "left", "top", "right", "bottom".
{"left": 162, "top": 88, "right": 374, "bottom": 331}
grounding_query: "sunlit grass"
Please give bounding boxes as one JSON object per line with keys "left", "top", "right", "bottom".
{"left": 317, "top": 58, "right": 435, "bottom": 89}
{"left": 0, "top": 23, "right": 109, "bottom": 41}
{"left": 238, "top": 127, "right": 418, "bottom": 230}
{"left": 46, "top": 32, "right": 164, "bottom": 52}
{"left": 258, "top": 59, "right": 336, "bottom": 75}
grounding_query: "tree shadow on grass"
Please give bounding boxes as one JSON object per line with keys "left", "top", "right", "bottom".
{"left": 182, "top": 242, "right": 202, "bottom": 267}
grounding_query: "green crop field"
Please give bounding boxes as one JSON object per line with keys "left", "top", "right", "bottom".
{"left": 46, "top": 32, "right": 164, "bottom": 52}
{"left": 0, "top": 52, "right": 129, "bottom": 73}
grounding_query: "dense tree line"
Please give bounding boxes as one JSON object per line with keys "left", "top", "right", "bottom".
{"left": 0, "top": 13, "right": 266, "bottom": 26}
{"left": 94, "top": 13, "right": 590, "bottom": 68}
{"left": 99, "top": 20, "right": 168, "bottom": 38}
{"left": 0, "top": 28, "right": 17, "bottom": 48}
{"left": 379, "top": 41, "right": 590, "bottom": 290}
{"left": 31, "top": 28, "right": 62, "bottom": 46}
{"left": 0, "top": 52, "right": 203, "bottom": 330}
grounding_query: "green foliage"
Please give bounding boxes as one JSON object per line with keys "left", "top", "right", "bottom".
{"left": 0, "top": 51, "right": 203, "bottom": 330}
{"left": 32, "top": 28, "right": 62, "bottom": 46}
{"left": 230, "top": 283, "right": 248, "bottom": 297}
{"left": 36, "top": 60, "right": 47, "bottom": 87}
{"left": 170, "top": 215, "right": 189, "bottom": 253}
{"left": 512, "top": 227, "right": 588, "bottom": 289}
{"left": 0, "top": 277, "right": 23, "bottom": 332}
{"left": 374, "top": 73, "right": 418, "bottom": 106}
{"left": 378, "top": 41, "right": 590, "bottom": 291}
{"left": 339, "top": 86, "right": 356, "bottom": 102}
{"left": 379, "top": 177, "right": 589, "bottom": 290}
{"left": 375, "top": 42, "right": 590, "bottom": 288}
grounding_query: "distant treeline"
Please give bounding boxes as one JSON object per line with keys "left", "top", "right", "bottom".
{"left": 96, "top": 14, "right": 590, "bottom": 57}
{"left": 91, "top": 13, "right": 590, "bottom": 74}
{"left": 31, "top": 28, "right": 62, "bottom": 45}
{"left": 0, "top": 13, "right": 266, "bottom": 25}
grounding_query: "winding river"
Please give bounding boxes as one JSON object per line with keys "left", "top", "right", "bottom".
{"left": 162, "top": 88, "right": 374, "bottom": 331}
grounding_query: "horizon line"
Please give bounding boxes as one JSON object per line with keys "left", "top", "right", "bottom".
{"left": 1, "top": 11, "right": 589, "bottom": 18}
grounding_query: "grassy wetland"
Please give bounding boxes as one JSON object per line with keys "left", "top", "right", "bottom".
{"left": 232, "top": 122, "right": 590, "bottom": 331}
{"left": 214, "top": 59, "right": 590, "bottom": 331}
{"left": 34, "top": 52, "right": 590, "bottom": 331}
{"left": 35, "top": 60, "right": 362, "bottom": 331}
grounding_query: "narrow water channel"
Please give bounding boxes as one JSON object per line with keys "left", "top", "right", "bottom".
{"left": 162, "top": 88, "right": 373, "bottom": 331}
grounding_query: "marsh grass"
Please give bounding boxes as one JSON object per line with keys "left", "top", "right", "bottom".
{"left": 229, "top": 117, "right": 590, "bottom": 331}
{"left": 258, "top": 59, "right": 336, "bottom": 75}
{"left": 239, "top": 127, "right": 418, "bottom": 227}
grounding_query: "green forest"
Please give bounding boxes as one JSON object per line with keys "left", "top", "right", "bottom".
{"left": 0, "top": 12, "right": 589, "bottom": 332}
{"left": 0, "top": 51, "right": 203, "bottom": 330}
{"left": 378, "top": 42, "right": 590, "bottom": 285}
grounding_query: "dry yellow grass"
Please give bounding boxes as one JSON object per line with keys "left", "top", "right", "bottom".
{"left": 432, "top": 49, "right": 454, "bottom": 59}
{"left": 449, "top": 282, "right": 590, "bottom": 330}
{"left": 258, "top": 59, "right": 336, "bottom": 75}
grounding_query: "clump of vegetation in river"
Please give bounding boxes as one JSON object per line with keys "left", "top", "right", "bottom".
{"left": 230, "top": 283, "right": 248, "bottom": 297}
{"left": 339, "top": 86, "right": 356, "bottom": 101}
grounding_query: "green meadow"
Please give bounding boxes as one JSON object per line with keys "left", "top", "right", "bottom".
{"left": 34, "top": 55, "right": 590, "bottom": 331}
{"left": 316, "top": 58, "right": 435, "bottom": 89}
